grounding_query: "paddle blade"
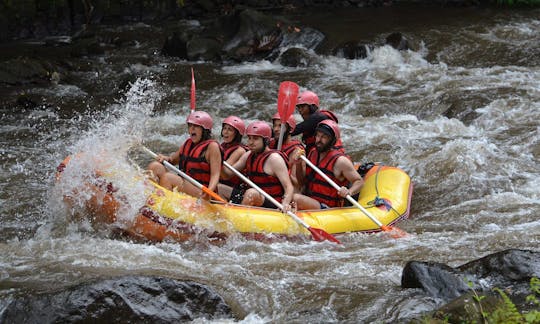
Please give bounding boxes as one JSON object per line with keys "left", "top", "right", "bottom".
{"left": 277, "top": 81, "right": 299, "bottom": 122}
{"left": 308, "top": 227, "right": 341, "bottom": 244}
{"left": 190, "top": 67, "right": 196, "bottom": 112}
{"left": 381, "top": 225, "right": 408, "bottom": 238}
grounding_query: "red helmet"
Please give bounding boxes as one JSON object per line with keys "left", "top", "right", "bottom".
{"left": 297, "top": 91, "right": 319, "bottom": 108}
{"left": 316, "top": 119, "right": 340, "bottom": 141}
{"left": 271, "top": 113, "right": 296, "bottom": 131}
{"left": 245, "top": 121, "right": 272, "bottom": 139}
{"left": 187, "top": 111, "right": 213, "bottom": 130}
{"left": 222, "top": 115, "right": 245, "bottom": 135}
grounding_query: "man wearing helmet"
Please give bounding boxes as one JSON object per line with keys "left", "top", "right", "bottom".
{"left": 291, "top": 90, "right": 341, "bottom": 153}
{"left": 293, "top": 120, "right": 363, "bottom": 210}
{"left": 220, "top": 121, "right": 294, "bottom": 211}
{"left": 220, "top": 115, "right": 248, "bottom": 190}
{"left": 269, "top": 113, "right": 304, "bottom": 163}
{"left": 148, "top": 111, "right": 222, "bottom": 200}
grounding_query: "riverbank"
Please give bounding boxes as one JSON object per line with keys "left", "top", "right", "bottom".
{"left": 0, "top": 0, "right": 533, "bottom": 43}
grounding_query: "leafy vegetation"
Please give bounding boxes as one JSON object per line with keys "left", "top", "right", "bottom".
{"left": 423, "top": 277, "right": 540, "bottom": 323}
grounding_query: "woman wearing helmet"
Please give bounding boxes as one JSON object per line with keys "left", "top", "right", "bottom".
{"left": 219, "top": 115, "right": 247, "bottom": 189}
{"left": 147, "top": 111, "right": 222, "bottom": 200}
{"left": 292, "top": 120, "right": 363, "bottom": 210}
{"left": 220, "top": 121, "right": 294, "bottom": 211}
{"left": 291, "top": 90, "right": 342, "bottom": 153}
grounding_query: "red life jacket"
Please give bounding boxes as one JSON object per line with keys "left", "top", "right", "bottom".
{"left": 305, "top": 148, "right": 349, "bottom": 207}
{"left": 302, "top": 110, "right": 344, "bottom": 153}
{"left": 246, "top": 150, "right": 287, "bottom": 202}
{"left": 179, "top": 138, "right": 219, "bottom": 187}
{"left": 220, "top": 142, "right": 247, "bottom": 187}
{"left": 269, "top": 138, "right": 304, "bottom": 158}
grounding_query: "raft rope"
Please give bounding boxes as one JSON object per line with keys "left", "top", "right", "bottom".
{"left": 365, "top": 164, "right": 401, "bottom": 218}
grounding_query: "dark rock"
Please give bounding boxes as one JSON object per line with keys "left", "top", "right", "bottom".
{"left": 402, "top": 261, "right": 471, "bottom": 301}
{"left": 0, "top": 276, "right": 233, "bottom": 323}
{"left": 279, "top": 47, "right": 317, "bottom": 67}
{"left": 333, "top": 42, "right": 372, "bottom": 59}
{"left": 161, "top": 32, "right": 188, "bottom": 59}
{"left": 433, "top": 291, "right": 505, "bottom": 323}
{"left": 188, "top": 37, "right": 222, "bottom": 61}
{"left": 280, "top": 27, "right": 326, "bottom": 52}
{"left": 385, "top": 32, "right": 409, "bottom": 50}
{"left": 457, "top": 249, "right": 540, "bottom": 286}
{"left": 0, "top": 58, "right": 52, "bottom": 85}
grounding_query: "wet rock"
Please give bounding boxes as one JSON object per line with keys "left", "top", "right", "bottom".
{"left": 333, "top": 41, "right": 372, "bottom": 59}
{"left": 457, "top": 249, "right": 540, "bottom": 286}
{"left": 385, "top": 32, "right": 409, "bottom": 50}
{"left": 279, "top": 47, "right": 317, "bottom": 67}
{"left": 0, "top": 58, "right": 52, "bottom": 85}
{"left": 0, "top": 276, "right": 233, "bottom": 323}
{"left": 279, "top": 27, "right": 326, "bottom": 52}
{"left": 161, "top": 32, "right": 188, "bottom": 59}
{"left": 188, "top": 37, "right": 223, "bottom": 61}
{"left": 402, "top": 249, "right": 540, "bottom": 321}
{"left": 402, "top": 261, "right": 470, "bottom": 301}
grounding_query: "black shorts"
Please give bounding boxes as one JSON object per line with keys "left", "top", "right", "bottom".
{"left": 229, "top": 184, "right": 278, "bottom": 209}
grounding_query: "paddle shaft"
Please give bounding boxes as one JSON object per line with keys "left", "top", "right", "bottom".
{"left": 276, "top": 123, "right": 287, "bottom": 151}
{"left": 143, "top": 146, "right": 226, "bottom": 203}
{"left": 222, "top": 161, "right": 313, "bottom": 227}
{"left": 300, "top": 155, "right": 385, "bottom": 228}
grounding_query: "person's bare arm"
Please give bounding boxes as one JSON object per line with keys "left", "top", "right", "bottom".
{"left": 205, "top": 141, "right": 222, "bottom": 192}
{"left": 335, "top": 156, "right": 364, "bottom": 197}
{"left": 265, "top": 153, "right": 294, "bottom": 209}
{"left": 222, "top": 150, "right": 249, "bottom": 179}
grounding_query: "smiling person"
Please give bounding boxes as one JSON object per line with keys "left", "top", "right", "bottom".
{"left": 293, "top": 120, "right": 363, "bottom": 210}
{"left": 221, "top": 121, "right": 294, "bottom": 211}
{"left": 218, "top": 115, "right": 247, "bottom": 200}
{"left": 147, "top": 111, "right": 222, "bottom": 200}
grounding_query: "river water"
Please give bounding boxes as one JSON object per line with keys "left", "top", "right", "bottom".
{"left": 1, "top": 5, "right": 539, "bottom": 323}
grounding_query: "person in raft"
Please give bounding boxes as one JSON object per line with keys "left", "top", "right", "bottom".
{"left": 218, "top": 115, "right": 247, "bottom": 200}
{"left": 292, "top": 120, "right": 363, "bottom": 210}
{"left": 269, "top": 112, "right": 304, "bottom": 191}
{"left": 219, "top": 121, "right": 294, "bottom": 212}
{"left": 147, "top": 111, "right": 222, "bottom": 200}
{"left": 269, "top": 112, "right": 304, "bottom": 162}
{"left": 291, "top": 90, "right": 343, "bottom": 153}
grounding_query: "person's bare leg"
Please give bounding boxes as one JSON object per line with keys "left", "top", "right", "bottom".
{"left": 241, "top": 188, "right": 264, "bottom": 207}
{"left": 217, "top": 183, "right": 233, "bottom": 200}
{"left": 147, "top": 161, "right": 167, "bottom": 182}
{"left": 293, "top": 193, "right": 322, "bottom": 210}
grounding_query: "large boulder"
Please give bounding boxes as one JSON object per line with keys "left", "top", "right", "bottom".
{"left": 0, "top": 276, "right": 233, "bottom": 323}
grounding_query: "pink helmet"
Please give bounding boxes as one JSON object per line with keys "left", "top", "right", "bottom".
{"left": 316, "top": 119, "right": 340, "bottom": 141}
{"left": 245, "top": 121, "right": 272, "bottom": 139}
{"left": 271, "top": 112, "right": 296, "bottom": 132}
{"left": 297, "top": 90, "right": 319, "bottom": 108}
{"left": 222, "top": 115, "right": 245, "bottom": 135}
{"left": 187, "top": 111, "right": 213, "bottom": 130}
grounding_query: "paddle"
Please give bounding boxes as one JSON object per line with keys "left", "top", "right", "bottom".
{"left": 223, "top": 161, "right": 341, "bottom": 243}
{"left": 143, "top": 146, "right": 226, "bottom": 203}
{"left": 276, "top": 81, "right": 299, "bottom": 151}
{"left": 299, "top": 155, "right": 407, "bottom": 238}
{"left": 190, "top": 67, "right": 196, "bottom": 113}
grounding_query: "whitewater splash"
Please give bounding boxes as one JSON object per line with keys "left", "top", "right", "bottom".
{"left": 52, "top": 78, "right": 163, "bottom": 228}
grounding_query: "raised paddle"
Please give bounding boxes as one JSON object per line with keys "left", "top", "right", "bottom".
{"left": 143, "top": 146, "right": 226, "bottom": 203}
{"left": 299, "top": 155, "right": 408, "bottom": 238}
{"left": 190, "top": 67, "right": 196, "bottom": 113}
{"left": 276, "top": 81, "right": 299, "bottom": 151}
{"left": 223, "top": 161, "right": 341, "bottom": 243}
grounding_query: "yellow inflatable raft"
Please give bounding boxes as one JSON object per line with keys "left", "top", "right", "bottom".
{"left": 57, "top": 157, "right": 413, "bottom": 242}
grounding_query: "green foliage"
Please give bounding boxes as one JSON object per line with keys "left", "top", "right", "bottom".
{"left": 488, "top": 287, "right": 523, "bottom": 323}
